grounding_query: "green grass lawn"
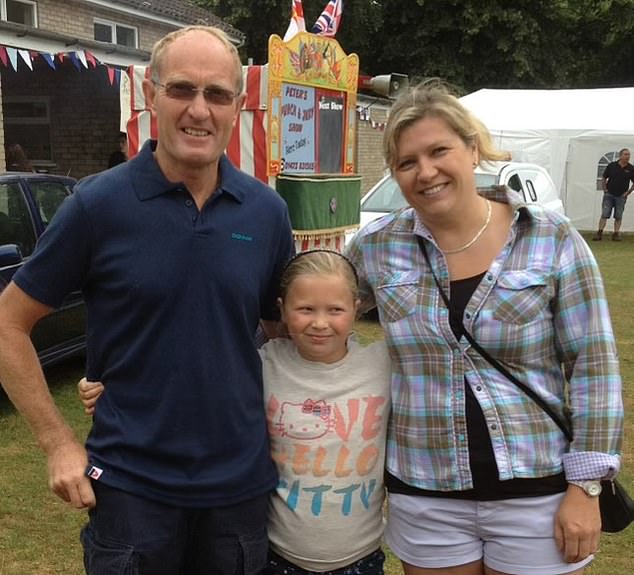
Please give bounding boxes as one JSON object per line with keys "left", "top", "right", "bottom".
{"left": 1, "top": 233, "right": 633, "bottom": 573}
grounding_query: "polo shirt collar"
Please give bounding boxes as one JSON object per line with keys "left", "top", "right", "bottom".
{"left": 130, "top": 140, "right": 245, "bottom": 203}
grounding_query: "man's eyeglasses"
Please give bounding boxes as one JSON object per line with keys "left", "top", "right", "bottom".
{"left": 153, "top": 81, "right": 238, "bottom": 106}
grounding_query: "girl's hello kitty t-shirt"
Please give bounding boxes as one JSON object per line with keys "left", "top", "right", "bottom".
{"left": 260, "top": 337, "right": 392, "bottom": 571}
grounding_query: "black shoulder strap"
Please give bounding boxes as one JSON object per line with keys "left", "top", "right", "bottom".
{"left": 416, "top": 235, "right": 573, "bottom": 443}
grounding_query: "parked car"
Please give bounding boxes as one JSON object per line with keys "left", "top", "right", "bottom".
{"left": 0, "top": 172, "right": 86, "bottom": 367}
{"left": 349, "top": 161, "right": 564, "bottom": 243}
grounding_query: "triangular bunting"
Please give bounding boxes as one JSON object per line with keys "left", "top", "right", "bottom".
{"left": 18, "top": 49, "right": 33, "bottom": 70}
{"left": 41, "top": 52, "right": 56, "bottom": 70}
{"left": 107, "top": 66, "right": 115, "bottom": 85}
{"left": 7, "top": 47, "right": 18, "bottom": 71}
{"left": 69, "top": 52, "right": 82, "bottom": 71}
{"left": 0, "top": 46, "right": 8, "bottom": 67}
{"left": 75, "top": 50, "right": 88, "bottom": 69}
{"left": 85, "top": 51, "right": 97, "bottom": 67}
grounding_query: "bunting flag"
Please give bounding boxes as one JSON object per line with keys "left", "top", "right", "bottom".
{"left": 18, "top": 49, "right": 33, "bottom": 70}
{"left": 283, "top": 0, "right": 306, "bottom": 42}
{"left": 41, "top": 52, "right": 56, "bottom": 69}
{"left": 69, "top": 52, "right": 82, "bottom": 71}
{"left": 311, "top": 0, "right": 343, "bottom": 37}
{"left": 75, "top": 50, "right": 88, "bottom": 69}
{"left": 0, "top": 42, "right": 125, "bottom": 88}
{"left": 85, "top": 51, "right": 97, "bottom": 68}
{"left": 7, "top": 47, "right": 18, "bottom": 71}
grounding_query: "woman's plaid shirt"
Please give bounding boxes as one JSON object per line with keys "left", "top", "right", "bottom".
{"left": 346, "top": 186, "right": 623, "bottom": 491}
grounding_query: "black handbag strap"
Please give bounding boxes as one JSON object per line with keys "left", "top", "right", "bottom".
{"left": 416, "top": 235, "right": 573, "bottom": 443}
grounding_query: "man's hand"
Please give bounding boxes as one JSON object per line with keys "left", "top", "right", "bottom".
{"left": 554, "top": 485, "right": 601, "bottom": 563}
{"left": 47, "top": 438, "right": 95, "bottom": 509}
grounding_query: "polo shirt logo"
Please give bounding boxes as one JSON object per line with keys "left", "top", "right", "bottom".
{"left": 231, "top": 232, "right": 253, "bottom": 241}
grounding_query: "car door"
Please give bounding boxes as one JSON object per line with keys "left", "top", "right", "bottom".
{"left": 499, "top": 165, "right": 565, "bottom": 215}
{"left": 0, "top": 177, "right": 85, "bottom": 367}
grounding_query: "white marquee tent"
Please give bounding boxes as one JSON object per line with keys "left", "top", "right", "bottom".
{"left": 459, "top": 87, "right": 634, "bottom": 231}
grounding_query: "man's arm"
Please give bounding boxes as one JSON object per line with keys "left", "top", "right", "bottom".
{"left": 0, "top": 282, "right": 95, "bottom": 509}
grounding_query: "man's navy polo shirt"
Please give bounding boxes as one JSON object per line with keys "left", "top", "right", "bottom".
{"left": 14, "top": 141, "right": 294, "bottom": 506}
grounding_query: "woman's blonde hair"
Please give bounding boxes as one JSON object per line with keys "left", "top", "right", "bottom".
{"left": 383, "top": 79, "right": 507, "bottom": 169}
{"left": 149, "top": 25, "right": 243, "bottom": 95}
{"left": 279, "top": 250, "right": 359, "bottom": 301}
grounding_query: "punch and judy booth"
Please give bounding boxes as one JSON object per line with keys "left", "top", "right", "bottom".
{"left": 267, "top": 32, "right": 360, "bottom": 251}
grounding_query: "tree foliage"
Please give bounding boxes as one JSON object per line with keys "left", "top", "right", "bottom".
{"left": 197, "top": 0, "right": 634, "bottom": 89}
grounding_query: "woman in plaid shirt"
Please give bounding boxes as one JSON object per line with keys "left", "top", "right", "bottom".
{"left": 346, "top": 80, "right": 623, "bottom": 575}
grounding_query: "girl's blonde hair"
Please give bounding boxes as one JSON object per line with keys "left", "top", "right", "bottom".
{"left": 279, "top": 250, "right": 359, "bottom": 301}
{"left": 383, "top": 79, "right": 507, "bottom": 169}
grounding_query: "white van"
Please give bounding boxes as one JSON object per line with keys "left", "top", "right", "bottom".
{"left": 352, "top": 161, "right": 564, "bottom": 237}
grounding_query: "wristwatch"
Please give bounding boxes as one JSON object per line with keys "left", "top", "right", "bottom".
{"left": 568, "top": 480, "right": 602, "bottom": 497}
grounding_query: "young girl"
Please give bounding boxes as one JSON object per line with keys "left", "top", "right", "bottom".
{"left": 80, "top": 249, "right": 392, "bottom": 575}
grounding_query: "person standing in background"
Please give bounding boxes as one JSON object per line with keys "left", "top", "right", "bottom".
{"left": 592, "top": 148, "right": 634, "bottom": 241}
{"left": 6, "top": 143, "right": 34, "bottom": 172}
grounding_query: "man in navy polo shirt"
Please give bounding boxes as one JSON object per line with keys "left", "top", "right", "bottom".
{"left": 0, "top": 26, "right": 294, "bottom": 575}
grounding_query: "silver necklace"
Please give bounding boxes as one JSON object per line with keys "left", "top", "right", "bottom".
{"left": 440, "top": 200, "right": 492, "bottom": 255}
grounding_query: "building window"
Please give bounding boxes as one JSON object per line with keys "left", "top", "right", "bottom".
{"left": 597, "top": 152, "right": 619, "bottom": 191}
{"left": 1, "top": 0, "right": 37, "bottom": 26}
{"left": 3, "top": 97, "right": 51, "bottom": 163}
{"left": 94, "top": 18, "right": 138, "bottom": 48}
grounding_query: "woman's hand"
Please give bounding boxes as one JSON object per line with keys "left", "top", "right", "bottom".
{"left": 77, "top": 377, "right": 104, "bottom": 416}
{"left": 554, "top": 484, "right": 601, "bottom": 563}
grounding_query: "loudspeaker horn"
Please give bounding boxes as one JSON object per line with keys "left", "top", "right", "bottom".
{"left": 358, "top": 73, "right": 409, "bottom": 99}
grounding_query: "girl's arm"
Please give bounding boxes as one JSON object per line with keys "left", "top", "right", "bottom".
{"left": 77, "top": 377, "right": 104, "bottom": 416}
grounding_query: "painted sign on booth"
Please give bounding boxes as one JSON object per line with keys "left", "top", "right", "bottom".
{"left": 268, "top": 32, "right": 358, "bottom": 176}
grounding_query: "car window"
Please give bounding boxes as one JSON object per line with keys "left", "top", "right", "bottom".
{"left": 506, "top": 174, "right": 524, "bottom": 197}
{"left": 362, "top": 177, "right": 408, "bottom": 212}
{"left": 0, "top": 183, "right": 36, "bottom": 256}
{"left": 32, "top": 181, "right": 70, "bottom": 226}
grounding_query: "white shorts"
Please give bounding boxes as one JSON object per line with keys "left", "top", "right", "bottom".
{"left": 385, "top": 492, "right": 593, "bottom": 575}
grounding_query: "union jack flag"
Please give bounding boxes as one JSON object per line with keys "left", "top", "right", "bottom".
{"left": 311, "top": 0, "right": 343, "bottom": 37}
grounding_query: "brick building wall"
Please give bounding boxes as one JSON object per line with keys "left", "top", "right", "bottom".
{"left": 38, "top": 0, "right": 175, "bottom": 52}
{"left": 1, "top": 58, "right": 121, "bottom": 178}
{"left": 355, "top": 100, "right": 390, "bottom": 195}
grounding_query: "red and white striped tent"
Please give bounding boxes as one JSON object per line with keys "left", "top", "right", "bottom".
{"left": 121, "top": 65, "right": 348, "bottom": 252}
